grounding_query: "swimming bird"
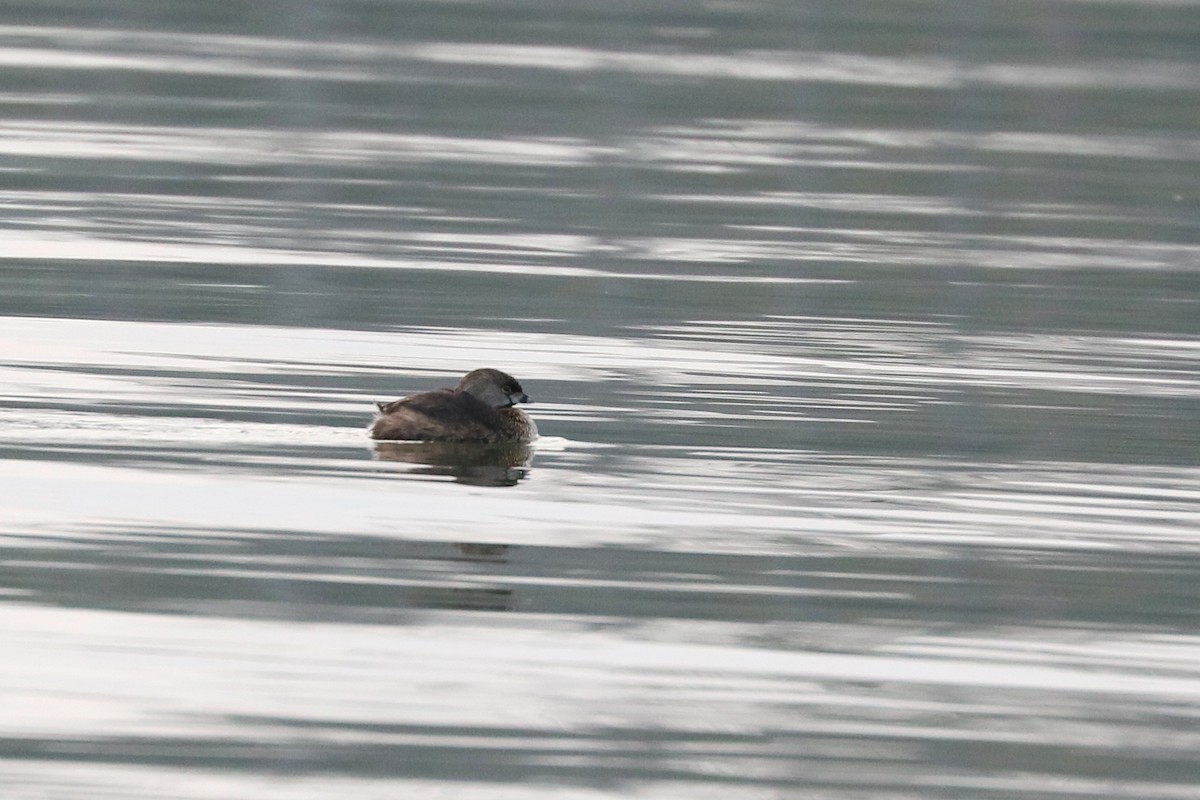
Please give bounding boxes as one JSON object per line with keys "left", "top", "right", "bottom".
{"left": 369, "top": 368, "right": 538, "bottom": 442}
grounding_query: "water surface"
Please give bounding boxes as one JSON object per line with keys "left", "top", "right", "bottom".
{"left": 2, "top": 1, "right": 1200, "bottom": 798}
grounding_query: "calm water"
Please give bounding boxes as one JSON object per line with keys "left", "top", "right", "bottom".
{"left": 2, "top": 1, "right": 1200, "bottom": 798}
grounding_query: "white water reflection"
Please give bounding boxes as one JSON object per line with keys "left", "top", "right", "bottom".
{"left": 3, "top": 312, "right": 1198, "bottom": 472}
{"left": 5, "top": 602, "right": 1200, "bottom": 798}
{"left": 3, "top": 0, "right": 1200, "bottom": 796}
{"left": 7, "top": 22, "right": 1199, "bottom": 91}
{"left": 0, "top": 122, "right": 599, "bottom": 166}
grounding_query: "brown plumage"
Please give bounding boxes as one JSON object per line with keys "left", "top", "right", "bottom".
{"left": 369, "top": 368, "right": 538, "bottom": 442}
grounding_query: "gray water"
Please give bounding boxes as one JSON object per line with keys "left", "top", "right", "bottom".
{"left": 2, "top": 1, "right": 1200, "bottom": 798}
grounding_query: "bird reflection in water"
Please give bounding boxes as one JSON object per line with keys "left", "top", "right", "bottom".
{"left": 372, "top": 440, "right": 535, "bottom": 486}
{"left": 454, "top": 542, "right": 511, "bottom": 560}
